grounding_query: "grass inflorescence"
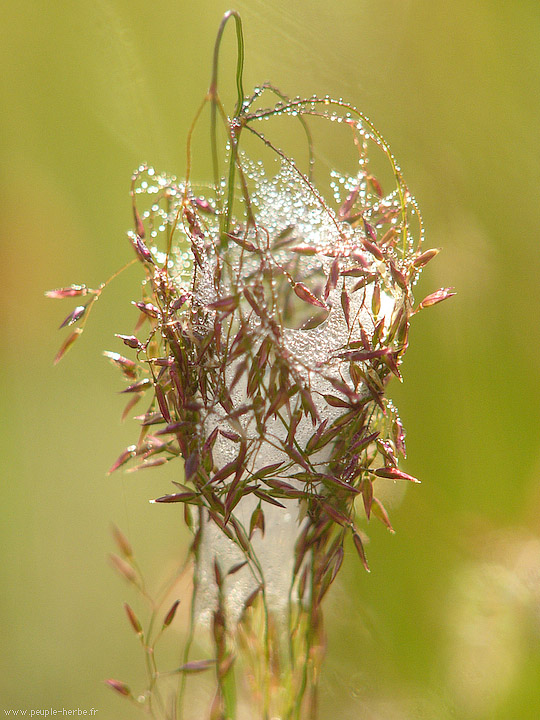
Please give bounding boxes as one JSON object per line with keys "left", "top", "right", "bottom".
{"left": 47, "top": 10, "right": 453, "bottom": 720}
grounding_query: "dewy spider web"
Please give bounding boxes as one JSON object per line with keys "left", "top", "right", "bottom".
{"left": 48, "top": 10, "right": 453, "bottom": 720}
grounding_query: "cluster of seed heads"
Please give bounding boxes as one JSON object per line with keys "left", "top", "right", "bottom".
{"left": 48, "top": 90, "right": 451, "bottom": 578}
{"left": 47, "top": 13, "right": 453, "bottom": 716}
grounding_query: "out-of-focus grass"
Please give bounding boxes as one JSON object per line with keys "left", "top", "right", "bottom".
{"left": 2, "top": 1, "right": 540, "bottom": 718}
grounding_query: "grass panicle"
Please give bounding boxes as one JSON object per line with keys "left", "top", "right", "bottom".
{"left": 48, "top": 11, "right": 452, "bottom": 720}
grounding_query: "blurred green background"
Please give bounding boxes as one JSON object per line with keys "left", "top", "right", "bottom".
{"left": 2, "top": 1, "right": 540, "bottom": 718}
